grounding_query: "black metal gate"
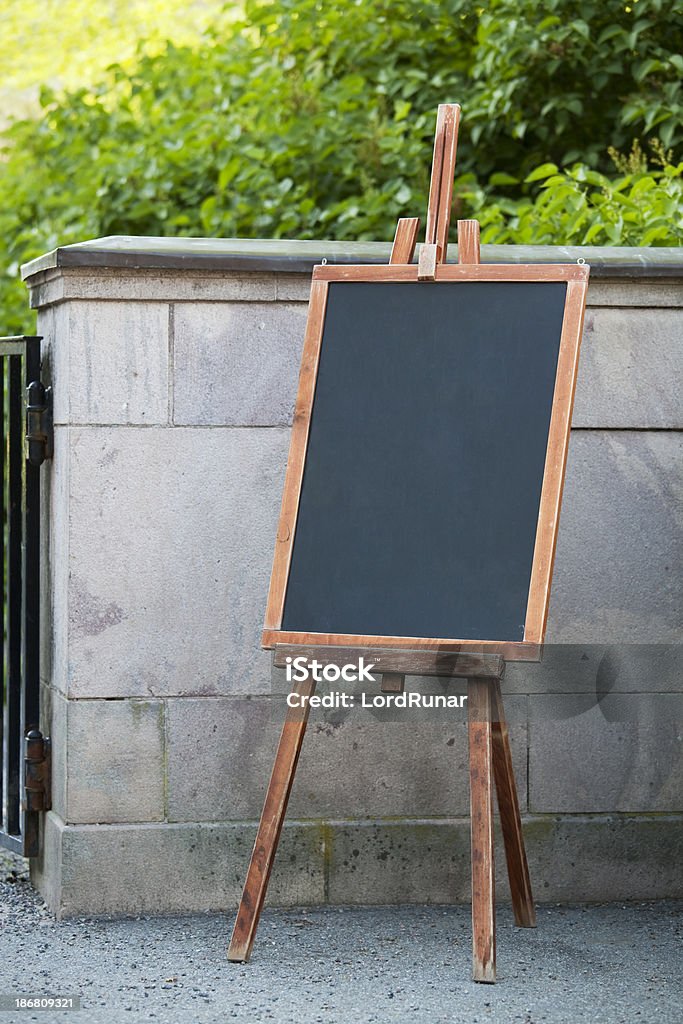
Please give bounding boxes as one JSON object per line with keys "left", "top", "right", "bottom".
{"left": 1, "top": 336, "right": 51, "bottom": 857}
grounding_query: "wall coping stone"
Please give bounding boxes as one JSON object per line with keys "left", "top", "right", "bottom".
{"left": 21, "top": 235, "right": 683, "bottom": 281}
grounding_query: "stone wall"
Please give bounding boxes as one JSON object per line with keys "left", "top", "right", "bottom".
{"left": 21, "top": 238, "right": 683, "bottom": 917}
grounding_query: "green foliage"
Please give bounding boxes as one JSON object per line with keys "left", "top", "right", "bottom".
{"left": 465, "top": 0, "right": 683, "bottom": 175}
{"left": 1, "top": 0, "right": 682, "bottom": 333}
{"left": 460, "top": 148, "right": 683, "bottom": 246}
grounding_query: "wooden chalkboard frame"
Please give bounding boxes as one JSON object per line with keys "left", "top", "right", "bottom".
{"left": 262, "top": 261, "right": 589, "bottom": 661}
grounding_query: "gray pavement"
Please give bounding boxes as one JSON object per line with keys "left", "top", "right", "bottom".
{"left": 1, "top": 851, "right": 681, "bottom": 1024}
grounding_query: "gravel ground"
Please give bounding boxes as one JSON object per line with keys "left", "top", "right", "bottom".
{"left": 1, "top": 851, "right": 681, "bottom": 1024}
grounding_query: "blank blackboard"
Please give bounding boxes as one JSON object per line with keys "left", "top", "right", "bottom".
{"left": 265, "top": 266, "right": 588, "bottom": 651}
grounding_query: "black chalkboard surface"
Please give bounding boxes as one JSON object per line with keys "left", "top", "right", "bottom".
{"left": 264, "top": 264, "right": 589, "bottom": 655}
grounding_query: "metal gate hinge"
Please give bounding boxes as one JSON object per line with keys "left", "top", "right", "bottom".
{"left": 26, "top": 381, "right": 53, "bottom": 466}
{"left": 24, "top": 730, "right": 51, "bottom": 813}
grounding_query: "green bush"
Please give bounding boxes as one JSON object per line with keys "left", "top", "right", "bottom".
{"left": 461, "top": 145, "right": 683, "bottom": 246}
{"left": 1, "top": 0, "right": 682, "bottom": 333}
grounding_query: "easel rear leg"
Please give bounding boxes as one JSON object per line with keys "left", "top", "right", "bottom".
{"left": 491, "top": 679, "right": 536, "bottom": 927}
{"left": 228, "top": 677, "right": 315, "bottom": 962}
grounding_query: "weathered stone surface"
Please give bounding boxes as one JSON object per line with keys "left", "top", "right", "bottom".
{"left": 523, "top": 815, "right": 683, "bottom": 902}
{"left": 57, "top": 301, "right": 169, "bottom": 425}
{"left": 30, "top": 810, "right": 63, "bottom": 915}
{"left": 173, "top": 302, "right": 307, "bottom": 425}
{"left": 62, "top": 425, "right": 288, "bottom": 697}
{"left": 48, "top": 426, "right": 70, "bottom": 699}
{"left": 37, "top": 302, "right": 68, "bottom": 424}
{"left": 547, "top": 431, "right": 683, "bottom": 643}
{"left": 573, "top": 307, "right": 683, "bottom": 428}
{"left": 61, "top": 698, "right": 165, "bottom": 824}
{"left": 166, "top": 694, "right": 527, "bottom": 822}
{"left": 29, "top": 268, "right": 277, "bottom": 307}
{"left": 31, "top": 808, "right": 683, "bottom": 916}
{"left": 327, "top": 815, "right": 683, "bottom": 904}
{"left": 504, "top": 643, "right": 683, "bottom": 694}
{"left": 529, "top": 693, "right": 683, "bottom": 813}
{"left": 21, "top": 236, "right": 683, "bottom": 280}
{"left": 276, "top": 275, "right": 313, "bottom": 302}
{"left": 50, "top": 692, "right": 68, "bottom": 822}
{"left": 27, "top": 265, "right": 683, "bottom": 310}
{"left": 329, "top": 821, "right": 473, "bottom": 904}
{"left": 38, "top": 814, "right": 325, "bottom": 918}
{"left": 586, "top": 280, "right": 683, "bottom": 308}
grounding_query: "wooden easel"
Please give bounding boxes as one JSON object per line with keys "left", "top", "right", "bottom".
{"left": 228, "top": 104, "right": 536, "bottom": 983}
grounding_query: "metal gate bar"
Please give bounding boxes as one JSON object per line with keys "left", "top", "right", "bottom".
{"left": 0, "top": 336, "right": 46, "bottom": 857}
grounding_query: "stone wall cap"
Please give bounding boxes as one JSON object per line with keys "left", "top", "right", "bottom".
{"left": 21, "top": 234, "right": 683, "bottom": 281}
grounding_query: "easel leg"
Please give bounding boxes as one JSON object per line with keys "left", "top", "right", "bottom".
{"left": 468, "top": 678, "right": 496, "bottom": 983}
{"left": 228, "top": 677, "right": 315, "bottom": 962}
{"left": 491, "top": 679, "right": 536, "bottom": 927}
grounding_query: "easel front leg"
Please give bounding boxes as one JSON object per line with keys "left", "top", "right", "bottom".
{"left": 468, "top": 679, "right": 496, "bottom": 983}
{"left": 491, "top": 679, "right": 536, "bottom": 927}
{"left": 228, "top": 677, "right": 316, "bottom": 962}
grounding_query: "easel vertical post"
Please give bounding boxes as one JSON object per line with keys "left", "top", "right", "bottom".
{"left": 468, "top": 678, "right": 496, "bottom": 983}
{"left": 418, "top": 103, "right": 460, "bottom": 280}
{"left": 458, "top": 214, "right": 497, "bottom": 982}
{"left": 385, "top": 217, "right": 420, "bottom": 694}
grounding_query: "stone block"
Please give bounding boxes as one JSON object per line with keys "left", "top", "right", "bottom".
{"left": 573, "top": 307, "right": 683, "bottom": 428}
{"left": 55, "top": 300, "right": 170, "bottom": 425}
{"left": 30, "top": 811, "right": 683, "bottom": 915}
{"left": 48, "top": 426, "right": 70, "bottom": 699}
{"left": 37, "top": 814, "right": 324, "bottom": 918}
{"left": 523, "top": 815, "right": 683, "bottom": 902}
{"left": 30, "top": 810, "right": 63, "bottom": 915}
{"left": 62, "top": 425, "right": 288, "bottom": 698}
{"left": 586, "top": 280, "right": 683, "bottom": 308}
{"left": 62, "top": 698, "right": 165, "bottom": 824}
{"left": 276, "top": 275, "right": 312, "bottom": 301}
{"left": 327, "top": 816, "right": 683, "bottom": 905}
{"left": 172, "top": 302, "right": 307, "bottom": 426}
{"left": 30, "top": 268, "right": 278, "bottom": 306}
{"left": 50, "top": 691, "right": 68, "bottom": 822}
{"left": 528, "top": 693, "right": 683, "bottom": 813}
{"left": 166, "top": 694, "right": 527, "bottom": 822}
{"left": 504, "top": 643, "right": 683, "bottom": 695}
{"left": 328, "top": 821, "right": 473, "bottom": 904}
{"left": 37, "top": 303, "right": 68, "bottom": 424}
{"left": 547, "top": 431, "right": 683, "bottom": 643}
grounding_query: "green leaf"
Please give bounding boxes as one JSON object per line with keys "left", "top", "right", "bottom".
{"left": 641, "top": 224, "right": 674, "bottom": 245}
{"left": 659, "top": 119, "right": 677, "bottom": 149}
{"left": 394, "top": 100, "right": 411, "bottom": 123}
{"left": 635, "top": 58, "right": 663, "bottom": 82}
{"left": 597, "top": 24, "right": 626, "bottom": 45}
{"left": 570, "top": 20, "right": 590, "bottom": 40}
{"left": 525, "top": 163, "right": 559, "bottom": 183}
{"left": 582, "top": 222, "right": 605, "bottom": 245}
{"left": 488, "top": 172, "right": 519, "bottom": 186}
